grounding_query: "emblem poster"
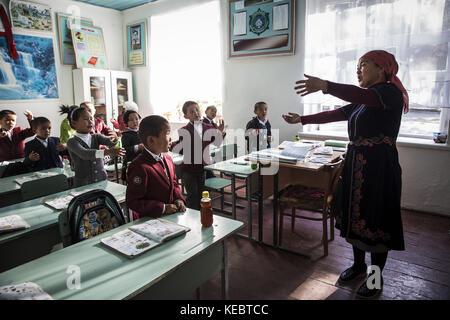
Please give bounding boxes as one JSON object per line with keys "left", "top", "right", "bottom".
{"left": 228, "top": 0, "right": 294, "bottom": 58}
{"left": 71, "top": 24, "right": 108, "bottom": 69}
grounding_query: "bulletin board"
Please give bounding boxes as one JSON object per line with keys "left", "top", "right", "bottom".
{"left": 228, "top": 0, "right": 295, "bottom": 58}
{"left": 71, "top": 24, "right": 108, "bottom": 69}
{"left": 126, "top": 20, "right": 147, "bottom": 67}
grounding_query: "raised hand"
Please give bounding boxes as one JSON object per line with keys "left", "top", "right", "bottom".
{"left": 24, "top": 109, "right": 33, "bottom": 121}
{"left": 164, "top": 204, "right": 178, "bottom": 214}
{"left": 29, "top": 151, "right": 40, "bottom": 161}
{"left": 294, "top": 74, "right": 328, "bottom": 96}
{"left": 282, "top": 112, "right": 302, "bottom": 124}
{"left": 175, "top": 199, "right": 186, "bottom": 212}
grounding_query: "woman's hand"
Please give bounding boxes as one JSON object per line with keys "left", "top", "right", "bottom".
{"left": 295, "top": 74, "right": 328, "bottom": 96}
{"left": 282, "top": 112, "right": 302, "bottom": 124}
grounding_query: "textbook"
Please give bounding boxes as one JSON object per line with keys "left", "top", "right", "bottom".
{"left": 0, "top": 215, "right": 30, "bottom": 234}
{"left": 44, "top": 189, "right": 97, "bottom": 210}
{"left": 100, "top": 219, "right": 191, "bottom": 258}
{"left": 0, "top": 282, "right": 52, "bottom": 300}
{"left": 14, "top": 171, "right": 60, "bottom": 185}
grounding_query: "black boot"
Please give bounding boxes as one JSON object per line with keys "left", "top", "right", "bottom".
{"left": 338, "top": 264, "right": 367, "bottom": 282}
{"left": 356, "top": 276, "right": 383, "bottom": 299}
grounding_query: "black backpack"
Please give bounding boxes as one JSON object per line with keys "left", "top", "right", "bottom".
{"left": 66, "top": 189, "right": 126, "bottom": 244}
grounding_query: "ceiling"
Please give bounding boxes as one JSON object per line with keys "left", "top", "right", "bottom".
{"left": 73, "top": 0, "right": 158, "bottom": 11}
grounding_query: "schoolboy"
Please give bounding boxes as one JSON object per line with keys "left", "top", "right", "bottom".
{"left": 245, "top": 101, "right": 272, "bottom": 152}
{"left": 24, "top": 117, "right": 68, "bottom": 172}
{"left": 126, "top": 115, "right": 186, "bottom": 218}
{"left": 0, "top": 109, "right": 34, "bottom": 162}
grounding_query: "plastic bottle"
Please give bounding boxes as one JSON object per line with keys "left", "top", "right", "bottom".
{"left": 62, "top": 156, "right": 71, "bottom": 175}
{"left": 200, "top": 191, "right": 213, "bottom": 227}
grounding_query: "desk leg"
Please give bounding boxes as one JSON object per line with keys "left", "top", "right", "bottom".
{"left": 231, "top": 175, "right": 236, "bottom": 220}
{"left": 273, "top": 172, "right": 279, "bottom": 247}
{"left": 221, "top": 241, "right": 228, "bottom": 300}
{"left": 247, "top": 176, "right": 252, "bottom": 239}
{"left": 258, "top": 166, "right": 263, "bottom": 242}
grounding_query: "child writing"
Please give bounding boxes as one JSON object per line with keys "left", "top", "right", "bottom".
{"left": 245, "top": 101, "right": 272, "bottom": 152}
{"left": 66, "top": 107, "right": 125, "bottom": 187}
{"left": 59, "top": 104, "right": 77, "bottom": 144}
{"left": 0, "top": 109, "right": 34, "bottom": 162}
{"left": 24, "top": 117, "right": 68, "bottom": 172}
{"left": 126, "top": 115, "right": 186, "bottom": 218}
{"left": 121, "top": 110, "right": 144, "bottom": 182}
{"left": 171, "top": 101, "right": 224, "bottom": 210}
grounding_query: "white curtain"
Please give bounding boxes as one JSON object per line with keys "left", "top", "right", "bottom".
{"left": 304, "top": 0, "right": 450, "bottom": 111}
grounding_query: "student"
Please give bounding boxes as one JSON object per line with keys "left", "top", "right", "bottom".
{"left": 23, "top": 117, "right": 68, "bottom": 172}
{"left": 0, "top": 109, "right": 34, "bottom": 162}
{"left": 110, "top": 100, "right": 139, "bottom": 132}
{"left": 245, "top": 101, "right": 272, "bottom": 152}
{"left": 171, "top": 101, "right": 224, "bottom": 210}
{"left": 59, "top": 104, "right": 77, "bottom": 144}
{"left": 121, "top": 110, "right": 144, "bottom": 182}
{"left": 126, "top": 115, "right": 186, "bottom": 218}
{"left": 66, "top": 107, "right": 125, "bottom": 187}
{"left": 80, "top": 101, "right": 117, "bottom": 139}
{"left": 203, "top": 105, "right": 226, "bottom": 179}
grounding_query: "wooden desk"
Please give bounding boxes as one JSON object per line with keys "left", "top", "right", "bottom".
{"left": 0, "top": 167, "right": 75, "bottom": 208}
{"left": 0, "top": 181, "right": 126, "bottom": 272}
{"left": 0, "top": 210, "right": 243, "bottom": 300}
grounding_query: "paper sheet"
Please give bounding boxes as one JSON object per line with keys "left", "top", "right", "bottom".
{"left": 0, "top": 282, "right": 52, "bottom": 300}
{"left": 273, "top": 4, "right": 289, "bottom": 31}
{"left": 233, "top": 12, "right": 247, "bottom": 36}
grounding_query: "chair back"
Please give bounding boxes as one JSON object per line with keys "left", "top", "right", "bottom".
{"left": 21, "top": 174, "right": 68, "bottom": 201}
{"left": 60, "top": 189, "right": 126, "bottom": 246}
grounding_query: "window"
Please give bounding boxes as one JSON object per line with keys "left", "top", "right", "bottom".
{"left": 303, "top": 0, "right": 450, "bottom": 138}
{"left": 149, "top": 0, "right": 223, "bottom": 122}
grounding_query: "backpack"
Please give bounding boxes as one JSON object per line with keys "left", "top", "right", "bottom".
{"left": 66, "top": 189, "right": 126, "bottom": 244}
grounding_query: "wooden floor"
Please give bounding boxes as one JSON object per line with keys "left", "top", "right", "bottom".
{"left": 199, "top": 191, "right": 450, "bottom": 300}
{"left": 110, "top": 172, "right": 450, "bottom": 300}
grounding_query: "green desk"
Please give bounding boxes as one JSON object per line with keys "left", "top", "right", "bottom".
{"left": 0, "top": 181, "right": 126, "bottom": 272}
{"left": 0, "top": 210, "right": 243, "bottom": 300}
{"left": 205, "top": 156, "right": 258, "bottom": 239}
{"left": 0, "top": 167, "right": 75, "bottom": 208}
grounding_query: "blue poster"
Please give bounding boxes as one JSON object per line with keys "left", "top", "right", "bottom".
{"left": 0, "top": 34, "right": 59, "bottom": 100}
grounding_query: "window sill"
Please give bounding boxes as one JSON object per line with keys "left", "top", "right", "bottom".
{"left": 298, "top": 131, "right": 450, "bottom": 151}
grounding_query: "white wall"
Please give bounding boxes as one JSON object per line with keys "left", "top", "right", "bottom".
{"left": 0, "top": 0, "right": 124, "bottom": 137}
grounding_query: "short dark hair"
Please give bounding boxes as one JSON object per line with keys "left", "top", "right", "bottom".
{"left": 182, "top": 101, "right": 198, "bottom": 115}
{"left": 69, "top": 107, "right": 89, "bottom": 129}
{"left": 31, "top": 117, "right": 50, "bottom": 130}
{"left": 139, "top": 115, "right": 169, "bottom": 146}
{"left": 254, "top": 102, "right": 267, "bottom": 112}
{"left": 205, "top": 105, "right": 216, "bottom": 113}
{"left": 123, "top": 110, "right": 141, "bottom": 125}
{"left": 0, "top": 110, "right": 16, "bottom": 120}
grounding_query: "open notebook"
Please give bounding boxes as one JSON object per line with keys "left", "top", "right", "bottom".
{"left": 0, "top": 215, "right": 30, "bottom": 234}
{"left": 0, "top": 282, "right": 52, "bottom": 300}
{"left": 14, "top": 171, "right": 60, "bottom": 186}
{"left": 101, "top": 219, "right": 191, "bottom": 258}
{"left": 44, "top": 189, "right": 98, "bottom": 210}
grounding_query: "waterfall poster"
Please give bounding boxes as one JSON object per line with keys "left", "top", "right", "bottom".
{"left": 0, "top": 34, "right": 59, "bottom": 100}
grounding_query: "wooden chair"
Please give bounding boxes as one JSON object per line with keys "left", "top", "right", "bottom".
{"left": 278, "top": 157, "right": 344, "bottom": 256}
{"left": 21, "top": 174, "right": 69, "bottom": 202}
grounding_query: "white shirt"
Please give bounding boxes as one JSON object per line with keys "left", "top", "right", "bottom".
{"left": 74, "top": 132, "right": 104, "bottom": 158}
{"left": 192, "top": 121, "right": 203, "bottom": 137}
{"left": 258, "top": 118, "right": 268, "bottom": 127}
{"left": 36, "top": 137, "right": 48, "bottom": 148}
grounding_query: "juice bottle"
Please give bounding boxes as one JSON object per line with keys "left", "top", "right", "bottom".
{"left": 200, "top": 191, "right": 213, "bottom": 227}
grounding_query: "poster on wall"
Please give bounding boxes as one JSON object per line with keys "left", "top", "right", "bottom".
{"left": 9, "top": 0, "right": 53, "bottom": 33}
{"left": 71, "top": 24, "right": 108, "bottom": 69}
{"left": 0, "top": 34, "right": 59, "bottom": 100}
{"left": 228, "top": 0, "right": 295, "bottom": 58}
{"left": 126, "top": 20, "right": 146, "bottom": 67}
{"left": 57, "top": 13, "right": 93, "bottom": 65}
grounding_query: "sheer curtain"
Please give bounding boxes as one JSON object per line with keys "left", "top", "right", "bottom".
{"left": 303, "top": 0, "right": 450, "bottom": 136}
{"left": 149, "top": 0, "right": 223, "bottom": 122}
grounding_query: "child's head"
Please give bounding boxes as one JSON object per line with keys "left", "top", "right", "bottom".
{"left": 205, "top": 105, "right": 217, "bottom": 120}
{"left": 182, "top": 101, "right": 201, "bottom": 122}
{"left": 139, "top": 115, "right": 171, "bottom": 155}
{"left": 0, "top": 110, "right": 17, "bottom": 131}
{"left": 80, "top": 101, "right": 96, "bottom": 116}
{"left": 254, "top": 102, "right": 268, "bottom": 121}
{"left": 70, "top": 108, "right": 93, "bottom": 133}
{"left": 59, "top": 105, "right": 78, "bottom": 120}
{"left": 31, "top": 117, "right": 51, "bottom": 140}
{"left": 123, "top": 110, "right": 141, "bottom": 130}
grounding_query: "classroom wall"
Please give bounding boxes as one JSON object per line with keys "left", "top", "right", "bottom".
{"left": 0, "top": 0, "right": 124, "bottom": 137}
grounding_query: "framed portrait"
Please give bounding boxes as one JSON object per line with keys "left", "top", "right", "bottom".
{"left": 57, "top": 13, "right": 93, "bottom": 65}
{"left": 9, "top": 0, "right": 52, "bottom": 33}
{"left": 127, "top": 20, "right": 147, "bottom": 67}
{"left": 228, "top": 0, "right": 295, "bottom": 58}
{"left": 71, "top": 24, "right": 108, "bottom": 69}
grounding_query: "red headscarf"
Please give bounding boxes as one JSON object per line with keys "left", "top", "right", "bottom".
{"left": 361, "top": 50, "right": 409, "bottom": 113}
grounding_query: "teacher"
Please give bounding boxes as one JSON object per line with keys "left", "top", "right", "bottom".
{"left": 282, "top": 50, "right": 408, "bottom": 299}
